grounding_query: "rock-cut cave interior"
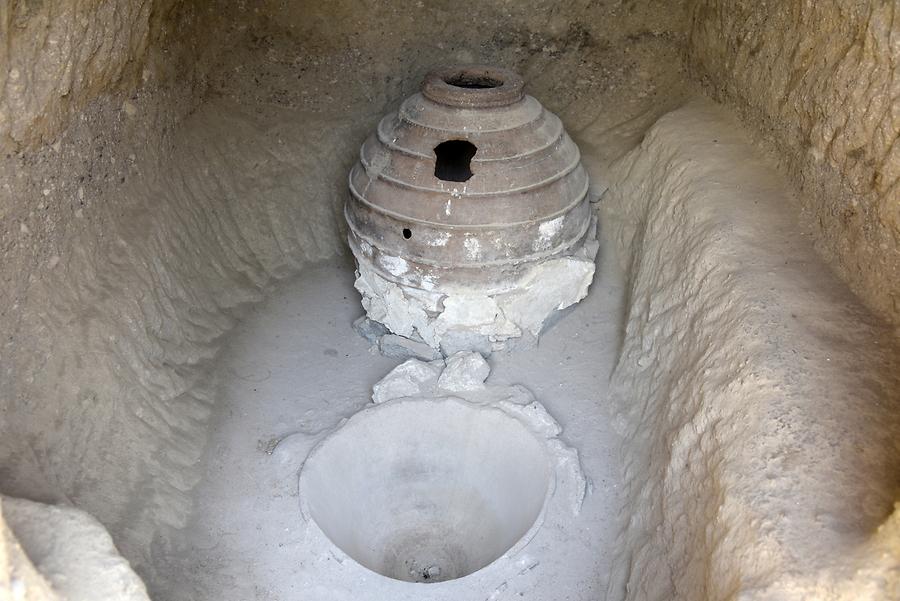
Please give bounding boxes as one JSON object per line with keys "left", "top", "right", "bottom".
{"left": 1, "top": 2, "right": 899, "bottom": 600}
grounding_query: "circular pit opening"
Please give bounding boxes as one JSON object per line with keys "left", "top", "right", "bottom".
{"left": 299, "top": 399, "right": 552, "bottom": 583}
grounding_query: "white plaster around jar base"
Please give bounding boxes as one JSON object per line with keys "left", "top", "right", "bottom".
{"left": 353, "top": 225, "right": 599, "bottom": 355}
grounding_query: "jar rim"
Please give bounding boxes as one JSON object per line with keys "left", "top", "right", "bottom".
{"left": 422, "top": 65, "right": 525, "bottom": 108}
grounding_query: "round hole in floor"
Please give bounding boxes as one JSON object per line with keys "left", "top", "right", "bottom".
{"left": 299, "top": 398, "right": 552, "bottom": 583}
{"left": 402, "top": 227, "right": 412, "bottom": 239}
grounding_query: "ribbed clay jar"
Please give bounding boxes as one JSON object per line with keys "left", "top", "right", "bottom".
{"left": 346, "top": 65, "right": 598, "bottom": 354}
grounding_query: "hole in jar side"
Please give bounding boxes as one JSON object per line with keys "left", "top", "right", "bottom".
{"left": 434, "top": 140, "right": 477, "bottom": 182}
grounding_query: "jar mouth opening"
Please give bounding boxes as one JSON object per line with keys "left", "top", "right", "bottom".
{"left": 423, "top": 65, "right": 524, "bottom": 108}
{"left": 442, "top": 74, "right": 504, "bottom": 89}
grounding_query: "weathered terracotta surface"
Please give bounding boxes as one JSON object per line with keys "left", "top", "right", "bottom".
{"left": 346, "top": 65, "right": 593, "bottom": 294}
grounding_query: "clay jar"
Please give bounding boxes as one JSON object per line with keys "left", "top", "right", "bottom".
{"left": 346, "top": 65, "right": 597, "bottom": 352}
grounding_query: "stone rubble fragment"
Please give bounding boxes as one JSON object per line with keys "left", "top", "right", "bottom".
{"left": 378, "top": 334, "right": 442, "bottom": 362}
{"left": 437, "top": 352, "right": 490, "bottom": 392}
{"left": 351, "top": 316, "right": 388, "bottom": 345}
{"left": 371, "top": 358, "right": 443, "bottom": 404}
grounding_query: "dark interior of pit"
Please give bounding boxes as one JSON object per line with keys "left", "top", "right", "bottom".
{"left": 1, "top": 2, "right": 899, "bottom": 601}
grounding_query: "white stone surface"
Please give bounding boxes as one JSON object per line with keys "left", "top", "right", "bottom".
{"left": 299, "top": 398, "right": 553, "bottom": 583}
{"left": 1, "top": 496, "right": 150, "bottom": 601}
{"left": 377, "top": 334, "right": 443, "bottom": 361}
{"left": 155, "top": 243, "right": 626, "bottom": 601}
{"left": 371, "top": 358, "right": 443, "bottom": 404}
{"left": 603, "top": 100, "right": 900, "bottom": 601}
{"left": 496, "top": 254, "right": 597, "bottom": 337}
{"left": 437, "top": 352, "right": 490, "bottom": 392}
{"left": 297, "top": 353, "right": 589, "bottom": 593}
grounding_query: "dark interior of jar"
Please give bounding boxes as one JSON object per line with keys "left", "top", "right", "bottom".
{"left": 443, "top": 73, "right": 504, "bottom": 89}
